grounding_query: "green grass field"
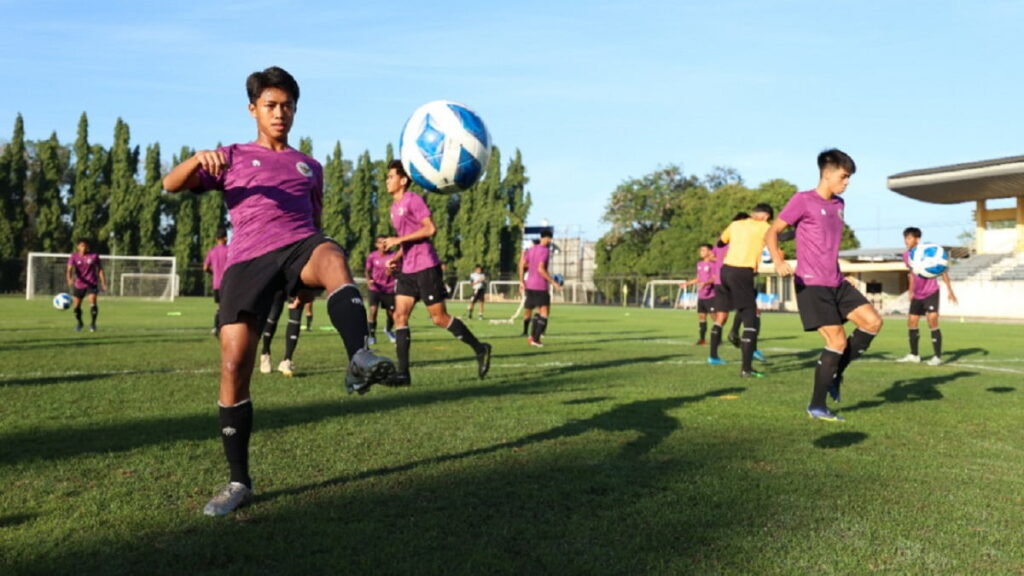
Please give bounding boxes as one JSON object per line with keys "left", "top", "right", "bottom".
{"left": 1, "top": 295, "right": 1022, "bottom": 575}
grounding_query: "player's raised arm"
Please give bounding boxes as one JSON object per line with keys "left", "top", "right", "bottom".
{"left": 163, "top": 150, "right": 227, "bottom": 192}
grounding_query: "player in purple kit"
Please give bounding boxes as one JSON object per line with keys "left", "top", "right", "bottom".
{"left": 679, "top": 243, "right": 716, "bottom": 345}
{"left": 383, "top": 160, "right": 491, "bottom": 386}
{"left": 765, "top": 148, "right": 883, "bottom": 422}
{"left": 897, "top": 227, "right": 957, "bottom": 366}
{"left": 66, "top": 238, "right": 108, "bottom": 332}
{"left": 163, "top": 66, "right": 394, "bottom": 516}
{"left": 366, "top": 236, "right": 397, "bottom": 346}
{"left": 520, "top": 229, "right": 561, "bottom": 347}
{"left": 203, "top": 227, "right": 229, "bottom": 336}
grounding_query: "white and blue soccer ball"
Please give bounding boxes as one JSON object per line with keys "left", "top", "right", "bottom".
{"left": 53, "top": 292, "right": 72, "bottom": 310}
{"left": 761, "top": 246, "right": 774, "bottom": 265}
{"left": 399, "top": 100, "right": 491, "bottom": 193}
{"left": 552, "top": 274, "right": 565, "bottom": 287}
{"left": 909, "top": 243, "right": 949, "bottom": 278}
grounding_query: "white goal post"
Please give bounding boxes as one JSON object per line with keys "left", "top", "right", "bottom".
{"left": 642, "top": 280, "right": 691, "bottom": 309}
{"left": 26, "top": 252, "right": 178, "bottom": 301}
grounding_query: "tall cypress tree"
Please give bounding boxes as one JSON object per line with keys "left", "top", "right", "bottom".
{"left": 501, "top": 148, "right": 531, "bottom": 275}
{"left": 481, "top": 146, "right": 503, "bottom": 275}
{"left": 348, "top": 150, "right": 375, "bottom": 270}
{"left": 0, "top": 122, "right": 19, "bottom": 269}
{"left": 28, "top": 132, "right": 70, "bottom": 253}
{"left": 4, "top": 115, "right": 29, "bottom": 261}
{"left": 106, "top": 118, "right": 141, "bottom": 255}
{"left": 171, "top": 146, "right": 201, "bottom": 294}
{"left": 374, "top": 143, "right": 395, "bottom": 238}
{"left": 70, "top": 113, "right": 96, "bottom": 244}
{"left": 86, "top": 143, "right": 111, "bottom": 251}
{"left": 322, "top": 141, "right": 351, "bottom": 246}
{"left": 138, "top": 143, "right": 164, "bottom": 256}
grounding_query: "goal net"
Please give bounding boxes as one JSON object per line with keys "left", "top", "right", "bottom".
{"left": 26, "top": 252, "right": 178, "bottom": 301}
{"left": 642, "top": 280, "right": 690, "bottom": 309}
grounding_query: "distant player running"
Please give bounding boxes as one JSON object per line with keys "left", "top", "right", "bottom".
{"left": 365, "top": 236, "right": 397, "bottom": 346}
{"left": 898, "top": 227, "right": 958, "bottom": 366}
{"left": 203, "top": 227, "right": 229, "bottom": 336}
{"left": 520, "top": 229, "right": 561, "bottom": 347}
{"left": 383, "top": 160, "right": 492, "bottom": 386}
{"left": 66, "top": 238, "right": 108, "bottom": 333}
{"left": 679, "top": 243, "right": 716, "bottom": 345}
{"left": 717, "top": 204, "right": 773, "bottom": 378}
{"left": 765, "top": 148, "right": 883, "bottom": 422}
{"left": 163, "top": 66, "right": 394, "bottom": 516}
{"left": 466, "top": 265, "right": 487, "bottom": 320}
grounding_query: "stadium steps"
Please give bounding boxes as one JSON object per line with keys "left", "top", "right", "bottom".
{"left": 992, "top": 253, "right": 1024, "bottom": 281}
{"left": 946, "top": 252, "right": 1011, "bottom": 280}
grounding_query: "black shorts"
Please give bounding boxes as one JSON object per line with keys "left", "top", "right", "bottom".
{"left": 219, "top": 232, "right": 335, "bottom": 326}
{"left": 396, "top": 265, "right": 448, "bottom": 304}
{"left": 909, "top": 292, "right": 940, "bottom": 316}
{"left": 213, "top": 289, "right": 220, "bottom": 304}
{"left": 471, "top": 288, "right": 486, "bottom": 303}
{"left": 524, "top": 289, "right": 551, "bottom": 310}
{"left": 697, "top": 297, "right": 714, "bottom": 314}
{"left": 795, "top": 281, "right": 871, "bottom": 332}
{"left": 73, "top": 286, "right": 99, "bottom": 299}
{"left": 718, "top": 265, "right": 756, "bottom": 312}
{"left": 369, "top": 290, "right": 396, "bottom": 311}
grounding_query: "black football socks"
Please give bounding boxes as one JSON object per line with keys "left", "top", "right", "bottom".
{"left": 811, "top": 348, "right": 843, "bottom": 409}
{"left": 448, "top": 317, "right": 484, "bottom": 353}
{"left": 326, "top": 284, "right": 370, "bottom": 360}
{"left": 931, "top": 329, "right": 942, "bottom": 358}
{"left": 219, "top": 399, "right": 253, "bottom": 488}
{"left": 838, "top": 328, "right": 877, "bottom": 376}
{"left": 709, "top": 324, "right": 723, "bottom": 358}
{"left": 908, "top": 328, "right": 920, "bottom": 357}
{"left": 395, "top": 327, "right": 411, "bottom": 373}
{"left": 284, "top": 306, "right": 302, "bottom": 360}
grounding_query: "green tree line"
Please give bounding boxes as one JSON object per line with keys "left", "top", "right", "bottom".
{"left": 0, "top": 113, "right": 531, "bottom": 294}
{"left": 595, "top": 165, "right": 860, "bottom": 297}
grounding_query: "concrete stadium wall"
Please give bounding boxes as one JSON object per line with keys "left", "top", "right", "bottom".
{"left": 939, "top": 280, "right": 1024, "bottom": 320}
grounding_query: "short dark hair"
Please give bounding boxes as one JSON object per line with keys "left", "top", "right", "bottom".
{"left": 700, "top": 243, "right": 713, "bottom": 250}
{"left": 246, "top": 66, "right": 300, "bottom": 104}
{"left": 540, "top": 228, "right": 553, "bottom": 239}
{"left": 752, "top": 203, "right": 774, "bottom": 220}
{"left": 732, "top": 212, "right": 749, "bottom": 222}
{"left": 817, "top": 148, "right": 856, "bottom": 175}
{"left": 215, "top": 227, "right": 227, "bottom": 239}
{"left": 76, "top": 238, "right": 90, "bottom": 246}
{"left": 387, "top": 159, "right": 411, "bottom": 188}
{"left": 903, "top": 227, "right": 922, "bottom": 239}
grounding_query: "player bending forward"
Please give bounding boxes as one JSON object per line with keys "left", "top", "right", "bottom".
{"left": 164, "top": 66, "right": 394, "bottom": 516}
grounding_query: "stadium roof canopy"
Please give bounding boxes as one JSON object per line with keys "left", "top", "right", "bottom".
{"left": 887, "top": 155, "right": 1024, "bottom": 205}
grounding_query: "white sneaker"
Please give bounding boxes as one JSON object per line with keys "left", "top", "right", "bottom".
{"left": 260, "top": 353, "right": 272, "bottom": 374}
{"left": 278, "top": 359, "right": 295, "bottom": 377}
{"left": 386, "top": 330, "right": 396, "bottom": 343}
{"left": 896, "top": 354, "right": 921, "bottom": 364}
{"left": 926, "top": 356, "right": 942, "bottom": 366}
{"left": 367, "top": 335, "right": 377, "bottom": 346}
{"left": 203, "top": 482, "right": 253, "bottom": 516}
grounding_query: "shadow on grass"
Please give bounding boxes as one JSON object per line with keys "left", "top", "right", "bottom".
{"left": 841, "top": 370, "right": 979, "bottom": 413}
{"left": 0, "top": 373, "right": 114, "bottom": 388}
{"left": 813, "top": 431, "right": 868, "bottom": 449}
{"left": 0, "top": 354, "right": 682, "bottom": 466}
{"left": 0, "top": 513, "right": 35, "bottom": 528}
{"left": 942, "top": 347, "right": 988, "bottom": 364}
{"left": 987, "top": 386, "right": 1015, "bottom": 394}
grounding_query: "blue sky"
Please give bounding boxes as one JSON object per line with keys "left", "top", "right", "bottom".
{"left": 3, "top": 0, "right": 1022, "bottom": 248}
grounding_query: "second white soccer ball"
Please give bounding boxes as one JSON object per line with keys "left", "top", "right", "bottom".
{"left": 399, "top": 100, "right": 491, "bottom": 193}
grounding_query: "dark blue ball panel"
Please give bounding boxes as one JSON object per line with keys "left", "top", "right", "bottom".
{"left": 416, "top": 114, "right": 446, "bottom": 171}
{"left": 448, "top": 103, "right": 489, "bottom": 148}
{"left": 409, "top": 162, "right": 438, "bottom": 192}
{"left": 453, "top": 146, "right": 483, "bottom": 190}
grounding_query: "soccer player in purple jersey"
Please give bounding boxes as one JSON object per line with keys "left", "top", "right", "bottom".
{"left": 679, "top": 243, "right": 716, "bottom": 345}
{"left": 66, "top": 238, "right": 108, "bottom": 332}
{"left": 203, "top": 227, "right": 229, "bottom": 336}
{"left": 765, "top": 149, "right": 883, "bottom": 422}
{"left": 383, "top": 160, "right": 492, "bottom": 386}
{"left": 163, "top": 66, "right": 394, "bottom": 516}
{"left": 520, "top": 229, "right": 561, "bottom": 347}
{"left": 365, "top": 236, "right": 397, "bottom": 346}
{"left": 898, "top": 227, "right": 958, "bottom": 366}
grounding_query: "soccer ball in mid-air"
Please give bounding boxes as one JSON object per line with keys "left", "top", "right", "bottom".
{"left": 399, "top": 100, "right": 490, "bottom": 193}
{"left": 53, "top": 292, "right": 72, "bottom": 310}
{"left": 909, "top": 243, "right": 949, "bottom": 278}
{"left": 761, "top": 247, "right": 774, "bottom": 265}
{"left": 552, "top": 274, "right": 565, "bottom": 287}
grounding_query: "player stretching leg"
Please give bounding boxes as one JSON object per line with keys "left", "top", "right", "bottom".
{"left": 164, "top": 66, "right": 394, "bottom": 516}
{"left": 766, "top": 148, "right": 882, "bottom": 421}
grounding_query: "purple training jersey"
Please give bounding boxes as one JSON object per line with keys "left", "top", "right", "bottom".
{"left": 903, "top": 250, "right": 939, "bottom": 300}
{"left": 777, "top": 190, "right": 846, "bottom": 288}
{"left": 711, "top": 244, "right": 728, "bottom": 285}
{"left": 68, "top": 252, "right": 102, "bottom": 290}
{"left": 196, "top": 143, "right": 323, "bottom": 267}
{"left": 524, "top": 244, "right": 551, "bottom": 291}
{"left": 695, "top": 260, "right": 715, "bottom": 299}
{"left": 204, "top": 244, "right": 229, "bottom": 290}
{"left": 390, "top": 191, "right": 441, "bottom": 274}
{"left": 365, "top": 251, "right": 396, "bottom": 294}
